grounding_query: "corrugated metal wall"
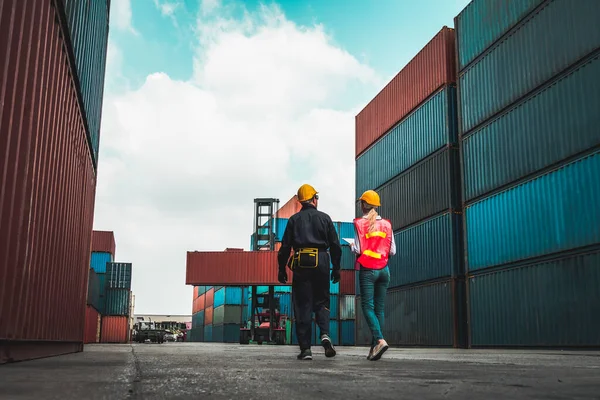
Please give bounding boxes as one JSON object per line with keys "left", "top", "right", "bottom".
{"left": 0, "top": 0, "right": 104, "bottom": 363}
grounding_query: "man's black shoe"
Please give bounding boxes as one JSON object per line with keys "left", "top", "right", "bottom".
{"left": 297, "top": 349, "right": 313, "bottom": 360}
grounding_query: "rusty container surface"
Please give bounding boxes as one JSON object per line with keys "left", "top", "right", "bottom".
{"left": 355, "top": 26, "right": 456, "bottom": 158}
{"left": 0, "top": 0, "right": 98, "bottom": 363}
{"left": 100, "top": 316, "right": 129, "bottom": 343}
{"left": 83, "top": 305, "right": 100, "bottom": 344}
{"left": 186, "top": 251, "right": 293, "bottom": 285}
{"left": 91, "top": 230, "right": 116, "bottom": 256}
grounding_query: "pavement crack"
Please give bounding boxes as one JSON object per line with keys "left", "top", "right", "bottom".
{"left": 127, "top": 346, "right": 143, "bottom": 398}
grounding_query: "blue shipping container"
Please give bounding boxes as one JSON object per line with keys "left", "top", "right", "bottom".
{"left": 61, "top": 0, "right": 110, "bottom": 167}
{"left": 356, "top": 86, "right": 457, "bottom": 195}
{"left": 330, "top": 295, "right": 338, "bottom": 320}
{"left": 465, "top": 150, "right": 600, "bottom": 271}
{"left": 291, "top": 321, "right": 319, "bottom": 346}
{"left": 214, "top": 287, "right": 243, "bottom": 308}
{"left": 389, "top": 213, "right": 462, "bottom": 288}
{"left": 459, "top": 0, "right": 600, "bottom": 135}
{"left": 340, "top": 246, "right": 356, "bottom": 270}
{"left": 384, "top": 280, "right": 456, "bottom": 346}
{"left": 334, "top": 221, "right": 357, "bottom": 242}
{"left": 90, "top": 252, "right": 112, "bottom": 273}
{"left": 106, "top": 262, "right": 132, "bottom": 289}
{"left": 455, "top": 0, "right": 545, "bottom": 71}
{"left": 192, "top": 311, "right": 205, "bottom": 328}
{"left": 469, "top": 250, "right": 600, "bottom": 347}
{"left": 187, "top": 327, "right": 204, "bottom": 342}
{"left": 197, "top": 286, "right": 207, "bottom": 296}
{"left": 340, "top": 320, "right": 355, "bottom": 346}
{"left": 277, "top": 293, "right": 294, "bottom": 317}
{"left": 330, "top": 277, "right": 339, "bottom": 295}
{"left": 213, "top": 324, "right": 241, "bottom": 343}
{"left": 104, "top": 289, "right": 130, "bottom": 316}
{"left": 204, "top": 325, "right": 213, "bottom": 342}
{"left": 328, "top": 320, "right": 339, "bottom": 346}
{"left": 462, "top": 52, "right": 600, "bottom": 202}
{"left": 355, "top": 297, "right": 371, "bottom": 346}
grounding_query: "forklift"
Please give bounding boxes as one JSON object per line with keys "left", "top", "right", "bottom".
{"left": 239, "top": 198, "right": 290, "bottom": 345}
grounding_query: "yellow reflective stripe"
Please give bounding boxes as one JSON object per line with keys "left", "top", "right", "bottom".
{"left": 363, "top": 250, "right": 382, "bottom": 259}
{"left": 365, "top": 231, "right": 387, "bottom": 239}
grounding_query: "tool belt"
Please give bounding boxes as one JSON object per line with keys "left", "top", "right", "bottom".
{"left": 290, "top": 248, "right": 319, "bottom": 269}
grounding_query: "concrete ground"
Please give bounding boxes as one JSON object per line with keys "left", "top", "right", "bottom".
{"left": 0, "top": 343, "right": 599, "bottom": 399}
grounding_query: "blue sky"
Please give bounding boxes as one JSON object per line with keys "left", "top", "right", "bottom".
{"left": 99, "top": 0, "right": 471, "bottom": 314}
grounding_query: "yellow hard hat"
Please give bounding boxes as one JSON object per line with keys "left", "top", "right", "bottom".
{"left": 297, "top": 184, "right": 318, "bottom": 202}
{"left": 359, "top": 190, "right": 380, "bottom": 207}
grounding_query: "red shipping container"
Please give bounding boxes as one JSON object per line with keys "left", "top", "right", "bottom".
{"left": 91, "top": 231, "right": 116, "bottom": 256}
{"left": 276, "top": 196, "right": 302, "bottom": 219}
{"left": 340, "top": 271, "right": 356, "bottom": 295}
{"left": 84, "top": 306, "right": 100, "bottom": 344}
{"left": 355, "top": 26, "right": 456, "bottom": 158}
{"left": 225, "top": 248, "right": 244, "bottom": 252}
{"left": 100, "top": 316, "right": 129, "bottom": 343}
{"left": 186, "top": 251, "right": 293, "bottom": 285}
{"left": 204, "top": 306, "right": 214, "bottom": 325}
{"left": 198, "top": 294, "right": 206, "bottom": 311}
{"left": 0, "top": 0, "right": 99, "bottom": 363}
{"left": 193, "top": 286, "right": 199, "bottom": 298}
{"left": 205, "top": 288, "right": 214, "bottom": 307}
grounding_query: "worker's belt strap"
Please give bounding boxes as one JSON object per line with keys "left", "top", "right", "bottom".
{"left": 365, "top": 231, "right": 387, "bottom": 239}
{"left": 292, "top": 248, "right": 319, "bottom": 269}
{"left": 362, "top": 249, "right": 382, "bottom": 259}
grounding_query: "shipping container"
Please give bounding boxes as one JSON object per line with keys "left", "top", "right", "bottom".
{"left": 197, "top": 286, "right": 207, "bottom": 296}
{"left": 213, "top": 324, "right": 241, "bottom": 343}
{"left": 458, "top": 0, "right": 600, "bottom": 135}
{"left": 339, "top": 270, "right": 356, "bottom": 295}
{"left": 276, "top": 196, "right": 302, "bottom": 219}
{"left": 204, "top": 306, "right": 214, "bottom": 325}
{"left": 468, "top": 250, "right": 600, "bottom": 347}
{"left": 100, "top": 316, "right": 129, "bottom": 343}
{"left": 187, "top": 327, "right": 204, "bottom": 342}
{"left": 465, "top": 150, "right": 600, "bottom": 272}
{"left": 389, "top": 212, "right": 463, "bottom": 288}
{"left": 329, "top": 277, "right": 340, "bottom": 295}
{"left": 340, "top": 320, "right": 355, "bottom": 346}
{"left": 333, "top": 222, "right": 355, "bottom": 242}
{"left": 360, "top": 147, "right": 460, "bottom": 231}
{"left": 340, "top": 295, "right": 356, "bottom": 320}
{"left": 339, "top": 246, "right": 356, "bottom": 270}
{"left": 106, "top": 262, "right": 132, "bottom": 289}
{"left": 291, "top": 321, "right": 319, "bottom": 346}
{"left": 330, "top": 295, "right": 338, "bottom": 320}
{"left": 192, "top": 311, "right": 205, "bottom": 328}
{"left": 204, "top": 325, "right": 213, "bottom": 342}
{"left": 462, "top": 52, "right": 600, "bottom": 202}
{"left": 104, "top": 289, "right": 130, "bottom": 316}
{"left": 213, "top": 305, "right": 242, "bottom": 325}
{"left": 214, "top": 287, "right": 243, "bottom": 308}
{"left": 455, "top": 0, "right": 545, "bottom": 71}
{"left": 91, "top": 231, "right": 116, "bottom": 256}
{"left": 0, "top": 0, "right": 98, "bottom": 364}
{"left": 225, "top": 248, "right": 244, "bottom": 252}
{"left": 355, "top": 27, "right": 456, "bottom": 157}
{"left": 328, "top": 320, "right": 340, "bottom": 346}
{"left": 277, "top": 293, "right": 294, "bottom": 317}
{"left": 86, "top": 268, "right": 101, "bottom": 312}
{"left": 355, "top": 297, "right": 372, "bottom": 345}
{"left": 90, "top": 252, "right": 111, "bottom": 273}
{"left": 197, "top": 294, "right": 206, "bottom": 312}
{"left": 356, "top": 86, "right": 457, "bottom": 195}
{"left": 186, "top": 251, "right": 293, "bottom": 286}
{"left": 97, "top": 273, "right": 106, "bottom": 314}
{"left": 205, "top": 288, "right": 214, "bottom": 307}
{"left": 384, "top": 279, "right": 466, "bottom": 347}
{"left": 193, "top": 286, "right": 199, "bottom": 299}
{"left": 83, "top": 305, "right": 100, "bottom": 344}
{"left": 58, "top": 0, "right": 110, "bottom": 166}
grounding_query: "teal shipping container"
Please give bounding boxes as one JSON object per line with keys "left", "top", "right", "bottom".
{"left": 107, "top": 262, "right": 132, "bottom": 289}
{"left": 204, "top": 325, "right": 213, "bottom": 342}
{"left": 213, "top": 305, "right": 242, "bottom": 325}
{"left": 465, "top": 150, "right": 600, "bottom": 272}
{"left": 90, "top": 252, "right": 112, "bottom": 273}
{"left": 187, "top": 327, "right": 204, "bottom": 342}
{"left": 104, "top": 289, "right": 130, "bottom": 316}
{"left": 192, "top": 311, "right": 205, "bottom": 329}
{"left": 468, "top": 250, "right": 600, "bottom": 347}
{"left": 214, "top": 287, "right": 243, "bottom": 307}
{"left": 213, "top": 324, "right": 241, "bottom": 343}
{"left": 86, "top": 269, "right": 101, "bottom": 312}
{"left": 340, "top": 320, "right": 355, "bottom": 346}
{"left": 355, "top": 297, "right": 371, "bottom": 345}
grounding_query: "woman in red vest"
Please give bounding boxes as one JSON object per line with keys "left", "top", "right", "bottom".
{"left": 352, "top": 190, "right": 396, "bottom": 361}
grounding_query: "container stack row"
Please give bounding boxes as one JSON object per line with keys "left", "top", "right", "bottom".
{"left": 0, "top": 0, "right": 109, "bottom": 363}
{"left": 86, "top": 231, "right": 135, "bottom": 344}
{"left": 354, "top": 27, "right": 466, "bottom": 347}
{"left": 455, "top": 0, "right": 600, "bottom": 347}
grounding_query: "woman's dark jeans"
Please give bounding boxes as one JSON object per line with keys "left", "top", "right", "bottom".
{"left": 359, "top": 266, "right": 390, "bottom": 345}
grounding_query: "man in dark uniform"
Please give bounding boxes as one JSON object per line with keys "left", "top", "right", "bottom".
{"left": 277, "top": 184, "right": 342, "bottom": 360}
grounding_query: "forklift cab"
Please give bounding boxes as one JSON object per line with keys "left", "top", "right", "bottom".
{"left": 240, "top": 286, "right": 287, "bottom": 345}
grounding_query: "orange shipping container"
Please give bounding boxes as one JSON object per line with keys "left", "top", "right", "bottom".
{"left": 198, "top": 294, "right": 206, "bottom": 311}
{"left": 92, "top": 231, "right": 116, "bottom": 256}
{"left": 205, "top": 306, "right": 214, "bottom": 325}
{"left": 84, "top": 306, "right": 101, "bottom": 344}
{"left": 276, "top": 196, "right": 302, "bottom": 219}
{"left": 205, "top": 288, "right": 214, "bottom": 307}
{"left": 100, "top": 316, "right": 129, "bottom": 343}
{"left": 355, "top": 26, "right": 456, "bottom": 157}
{"left": 186, "top": 251, "right": 293, "bottom": 286}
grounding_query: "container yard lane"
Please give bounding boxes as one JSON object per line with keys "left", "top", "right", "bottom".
{"left": 1, "top": 343, "right": 599, "bottom": 399}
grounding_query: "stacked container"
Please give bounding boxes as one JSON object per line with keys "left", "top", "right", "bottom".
{"left": 354, "top": 27, "right": 466, "bottom": 347}
{"left": 189, "top": 286, "right": 209, "bottom": 342}
{"left": 455, "top": 0, "right": 600, "bottom": 347}
{"left": 204, "top": 288, "right": 215, "bottom": 342}
{"left": 90, "top": 231, "right": 116, "bottom": 315}
{"left": 213, "top": 287, "right": 244, "bottom": 342}
{"left": 0, "top": 1, "right": 109, "bottom": 363}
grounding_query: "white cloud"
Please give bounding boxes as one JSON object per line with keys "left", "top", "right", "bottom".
{"left": 95, "top": 2, "right": 380, "bottom": 314}
{"left": 111, "top": 0, "right": 138, "bottom": 35}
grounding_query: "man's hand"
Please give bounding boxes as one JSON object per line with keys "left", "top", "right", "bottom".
{"left": 331, "top": 269, "right": 340, "bottom": 284}
{"left": 278, "top": 269, "right": 288, "bottom": 284}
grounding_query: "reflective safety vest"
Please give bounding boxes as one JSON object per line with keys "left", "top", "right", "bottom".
{"left": 353, "top": 217, "right": 393, "bottom": 270}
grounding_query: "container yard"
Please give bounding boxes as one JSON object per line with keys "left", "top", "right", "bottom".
{"left": 1, "top": 0, "right": 600, "bottom": 398}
